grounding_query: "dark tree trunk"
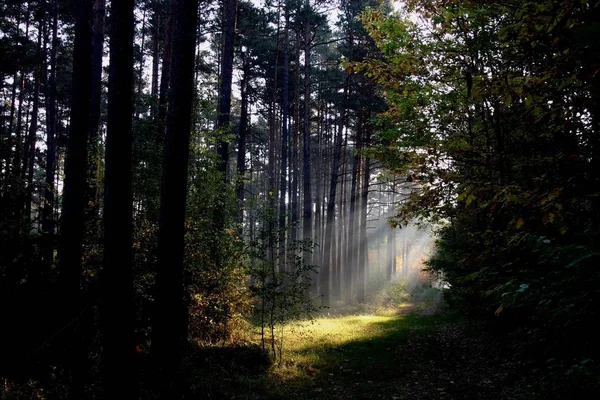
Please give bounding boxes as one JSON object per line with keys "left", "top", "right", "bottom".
{"left": 216, "top": 0, "right": 237, "bottom": 176}
{"left": 291, "top": 26, "right": 300, "bottom": 245}
{"left": 322, "top": 103, "right": 344, "bottom": 306}
{"left": 158, "top": 0, "right": 176, "bottom": 120}
{"left": 312, "top": 89, "right": 322, "bottom": 270}
{"left": 136, "top": 8, "right": 147, "bottom": 119}
{"left": 386, "top": 179, "right": 396, "bottom": 279}
{"left": 59, "top": 0, "right": 94, "bottom": 297}
{"left": 236, "top": 60, "right": 249, "bottom": 231}
{"left": 42, "top": 0, "right": 58, "bottom": 271}
{"left": 3, "top": 5, "right": 22, "bottom": 195}
{"left": 58, "top": 1, "right": 94, "bottom": 397}
{"left": 348, "top": 111, "right": 362, "bottom": 304}
{"left": 152, "top": 1, "right": 199, "bottom": 398}
{"left": 12, "top": 4, "right": 30, "bottom": 214}
{"left": 87, "top": 0, "right": 106, "bottom": 223}
{"left": 302, "top": 2, "right": 311, "bottom": 249}
{"left": 24, "top": 14, "right": 43, "bottom": 225}
{"left": 151, "top": 4, "right": 161, "bottom": 116}
{"left": 357, "top": 126, "right": 370, "bottom": 304}
{"left": 342, "top": 128, "right": 352, "bottom": 304}
{"left": 279, "top": 4, "right": 290, "bottom": 240}
{"left": 102, "top": 0, "right": 136, "bottom": 397}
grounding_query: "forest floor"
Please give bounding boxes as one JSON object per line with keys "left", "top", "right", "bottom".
{"left": 189, "top": 288, "right": 535, "bottom": 400}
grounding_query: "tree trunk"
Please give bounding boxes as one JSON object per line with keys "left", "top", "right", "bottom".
{"left": 151, "top": 4, "right": 161, "bottom": 116}
{"left": 350, "top": 111, "right": 363, "bottom": 304}
{"left": 42, "top": 0, "right": 58, "bottom": 272}
{"left": 322, "top": 98, "right": 344, "bottom": 306}
{"left": 386, "top": 179, "right": 396, "bottom": 280}
{"left": 12, "top": 4, "right": 31, "bottom": 216}
{"left": 136, "top": 8, "right": 147, "bottom": 119}
{"left": 152, "top": 1, "right": 199, "bottom": 398}
{"left": 87, "top": 0, "right": 106, "bottom": 223}
{"left": 279, "top": 3, "right": 290, "bottom": 264}
{"left": 102, "top": 0, "right": 136, "bottom": 397}
{"left": 59, "top": 0, "right": 94, "bottom": 297}
{"left": 24, "top": 14, "right": 43, "bottom": 226}
{"left": 158, "top": 0, "right": 175, "bottom": 120}
{"left": 58, "top": 1, "right": 94, "bottom": 397}
{"left": 302, "top": 0, "right": 312, "bottom": 265}
{"left": 357, "top": 124, "right": 370, "bottom": 304}
{"left": 236, "top": 60, "right": 249, "bottom": 232}
{"left": 216, "top": 0, "right": 237, "bottom": 176}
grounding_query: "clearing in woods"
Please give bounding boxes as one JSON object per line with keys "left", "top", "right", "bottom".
{"left": 192, "top": 288, "right": 524, "bottom": 400}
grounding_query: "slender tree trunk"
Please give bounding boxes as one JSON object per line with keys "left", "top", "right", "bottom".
{"left": 24, "top": 14, "right": 43, "bottom": 225}
{"left": 42, "top": 0, "right": 58, "bottom": 271}
{"left": 158, "top": 0, "right": 175, "bottom": 120}
{"left": 302, "top": 0, "right": 312, "bottom": 266}
{"left": 59, "top": 0, "right": 94, "bottom": 297}
{"left": 350, "top": 111, "right": 363, "bottom": 303}
{"left": 136, "top": 8, "right": 147, "bottom": 119}
{"left": 267, "top": 5, "right": 280, "bottom": 265}
{"left": 279, "top": 3, "right": 290, "bottom": 267}
{"left": 3, "top": 5, "right": 22, "bottom": 195}
{"left": 386, "top": 179, "right": 396, "bottom": 280}
{"left": 216, "top": 0, "right": 237, "bottom": 176}
{"left": 12, "top": 4, "right": 31, "bottom": 214}
{"left": 152, "top": 1, "right": 199, "bottom": 398}
{"left": 357, "top": 125, "right": 370, "bottom": 304}
{"left": 102, "top": 0, "right": 136, "bottom": 397}
{"left": 151, "top": 5, "right": 161, "bottom": 116}
{"left": 59, "top": 1, "right": 94, "bottom": 397}
{"left": 87, "top": 0, "right": 106, "bottom": 223}
{"left": 236, "top": 61, "right": 249, "bottom": 232}
{"left": 322, "top": 100, "right": 344, "bottom": 306}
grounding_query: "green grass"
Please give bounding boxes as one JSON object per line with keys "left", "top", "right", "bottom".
{"left": 260, "top": 292, "right": 454, "bottom": 399}
{"left": 185, "top": 289, "right": 464, "bottom": 399}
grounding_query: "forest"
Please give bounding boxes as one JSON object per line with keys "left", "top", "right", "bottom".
{"left": 0, "top": 0, "right": 599, "bottom": 398}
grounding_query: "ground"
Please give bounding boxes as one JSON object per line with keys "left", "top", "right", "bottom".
{"left": 190, "top": 288, "right": 532, "bottom": 400}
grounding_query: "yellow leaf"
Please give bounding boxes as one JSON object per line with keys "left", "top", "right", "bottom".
{"left": 516, "top": 218, "right": 524, "bottom": 229}
{"left": 466, "top": 193, "right": 476, "bottom": 206}
{"left": 495, "top": 304, "right": 504, "bottom": 316}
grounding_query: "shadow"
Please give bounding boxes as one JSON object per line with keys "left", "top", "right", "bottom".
{"left": 260, "top": 312, "right": 514, "bottom": 400}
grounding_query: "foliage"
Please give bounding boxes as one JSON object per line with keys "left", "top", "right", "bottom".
{"left": 357, "top": 0, "right": 600, "bottom": 395}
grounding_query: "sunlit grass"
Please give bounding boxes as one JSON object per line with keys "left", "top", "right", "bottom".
{"left": 246, "top": 288, "right": 443, "bottom": 397}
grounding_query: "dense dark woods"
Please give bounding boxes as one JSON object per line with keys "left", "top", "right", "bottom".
{"left": 0, "top": 0, "right": 599, "bottom": 398}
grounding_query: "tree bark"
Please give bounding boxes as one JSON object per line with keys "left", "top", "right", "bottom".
{"left": 236, "top": 60, "right": 249, "bottom": 232}
{"left": 42, "top": 0, "right": 58, "bottom": 272}
{"left": 278, "top": 2, "right": 290, "bottom": 269}
{"left": 350, "top": 111, "right": 363, "bottom": 303}
{"left": 302, "top": 0, "right": 312, "bottom": 259}
{"left": 58, "top": 1, "right": 94, "bottom": 397}
{"left": 322, "top": 96, "right": 345, "bottom": 306}
{"left": 24, "top": 13, "right": 43, "bottom": 226}
{"left": 152, "top": 1, "right": 199, "bottom": 398}
{"left": 102, "top": 0, "right": 136, "bottom": 397}
{"left": 87, "top": 0, "right": 106, "bottom": 223}
{"left": 357, "top": 124, "right": 370, "bottom": 304}
{"left": 216, "top": 0, "right": 237, "bottom": 177}
{"left": 158, "top": 0, "right": 176, "bottom": 120}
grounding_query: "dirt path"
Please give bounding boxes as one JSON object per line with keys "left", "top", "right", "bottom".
{"left": 276, "top": 291, "right": 521, "bottom": 400}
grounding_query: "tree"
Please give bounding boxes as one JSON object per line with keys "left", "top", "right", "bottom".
{"left": 152, "top": 0, "right": 199, "bottom": 397}
{"left": 57, "top": 1, "right": 94, "bottom": 397}
{"left": 102, "top": 0, "right": 136, "bottom": 397}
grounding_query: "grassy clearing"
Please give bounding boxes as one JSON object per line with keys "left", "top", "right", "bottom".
{"left": 186, "top": 288, "right": 517, "bottom": 399}
{"left": 260, "top": 288, "right": 449, "bottom": 399}
{"left": 185, "top": 287, "right": 452, "bottom": 399}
